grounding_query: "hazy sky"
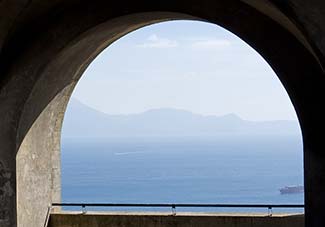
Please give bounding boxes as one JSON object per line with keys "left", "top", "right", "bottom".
{"left": 71, "top": 20, "right": 298, "bottom": 121}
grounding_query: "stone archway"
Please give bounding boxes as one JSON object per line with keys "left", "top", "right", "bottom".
{"left": 0, "top": 1, "right": 323, "bottom": 226}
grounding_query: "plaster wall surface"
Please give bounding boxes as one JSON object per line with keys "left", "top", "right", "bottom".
{"left": 48, "top": 212, "right": 304, "bottom": 227}
{"left": 16, "top": 87, "right": 71, "bottom": 227}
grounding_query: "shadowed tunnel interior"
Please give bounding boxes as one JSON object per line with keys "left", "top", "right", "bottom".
{"left": 0, "top": 1, "right": 324, "bottom": 227}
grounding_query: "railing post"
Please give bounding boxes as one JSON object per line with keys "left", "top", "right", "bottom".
{"left": 268, "top": 206, "right": 272, "bottom": 217}
{"left": 172, "top": 205, "right": 176, "bottom": 216}
{"left": 82, "top": 205, "right": 87, "bottom": 214}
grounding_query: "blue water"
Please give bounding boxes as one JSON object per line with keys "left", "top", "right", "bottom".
{"left": 61, "top": 136, "right": 304, "bottom": 213}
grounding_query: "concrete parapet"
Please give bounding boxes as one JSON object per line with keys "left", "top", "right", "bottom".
{"left": 48, "top": 212, "right": 304, "bottom": 227}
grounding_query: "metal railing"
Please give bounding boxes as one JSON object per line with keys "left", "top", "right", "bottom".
{"left": 43, "top": 205, "right": 53, "bottom": 227}
{"left": 51, "top": 203, "right": 304, "bottom": 216}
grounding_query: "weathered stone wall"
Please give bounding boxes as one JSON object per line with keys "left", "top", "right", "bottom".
{"left": 0, "top": 160, "right": 14, "bottom": 227}
{"left": 48, "top": 212, "right": 304, "bottom": 227}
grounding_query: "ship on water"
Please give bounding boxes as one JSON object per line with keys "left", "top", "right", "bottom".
{"left": 279, "top": 186, "right": 304, "bottom": 194}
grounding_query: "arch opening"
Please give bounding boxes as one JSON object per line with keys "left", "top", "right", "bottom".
{"left": 60, "top": 20, "right": 304, "bottom": 213}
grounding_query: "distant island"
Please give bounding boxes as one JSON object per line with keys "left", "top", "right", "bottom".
{"left": 61, "top": 98, "right": 301, "bottom": 138}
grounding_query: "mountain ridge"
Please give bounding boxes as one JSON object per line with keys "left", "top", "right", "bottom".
{"left": 61, "top": 98, "right": 300, "bottom": 138}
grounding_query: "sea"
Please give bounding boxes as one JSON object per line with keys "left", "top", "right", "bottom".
{"left": 61, "top": 135, "right": 304, "bottom": 213}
